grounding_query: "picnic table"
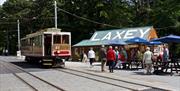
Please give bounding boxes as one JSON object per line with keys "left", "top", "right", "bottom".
{"left": 129, "top": 59, "right": 143, "bottom": 69}
{"left": 153, "top": 58, "right": 180, "bottom": 75}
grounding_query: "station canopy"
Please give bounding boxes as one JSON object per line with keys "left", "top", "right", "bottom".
{"left": 73, "top": 26, "right": 158, "bottom": 47}
{"left": 152, "top": 34, "right": 180, "bottom": 43}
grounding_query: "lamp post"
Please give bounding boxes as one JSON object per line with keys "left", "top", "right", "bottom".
{"left": 17, "top": 19, "right": 21, "bottom": 57}
{"left": 17, "top": 19, "right": 20, "bottom": 51}
{"left": 54, "top": 1, "right": 57, "bottom": 28}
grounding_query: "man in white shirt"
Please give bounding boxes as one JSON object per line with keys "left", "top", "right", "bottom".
{"left": 143, "top": 47, "right": 153, "bottom": 75}
{"left": 88, "top": 47, "right": 95, "bottom": 67}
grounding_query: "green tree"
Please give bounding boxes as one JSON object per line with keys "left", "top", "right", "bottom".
{"left": 0, "top": 0, "right": 179, "bottom": 55}
{"left": 0, "top": 0, "right": 33, "bottom": 54}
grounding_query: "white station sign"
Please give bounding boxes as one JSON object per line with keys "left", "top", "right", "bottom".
{"left": 90, "top": 27, "right": 151, "bottom": 41}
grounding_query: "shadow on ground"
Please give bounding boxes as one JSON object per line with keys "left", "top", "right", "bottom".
{"left": 133, "top": 71, "right": 172, "bottom": 76}
{"left": 10, "top": 61, "right": 53, "bottom": 73}
{"left": 11, "top": 61, "right": 41, "bottom": 69}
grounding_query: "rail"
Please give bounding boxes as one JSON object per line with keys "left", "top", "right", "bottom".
{"left": 55, "top": 68, "right": 169, "bottom": 91}
{"left": 1, "top": 61, "right": 66, "bottom": 91}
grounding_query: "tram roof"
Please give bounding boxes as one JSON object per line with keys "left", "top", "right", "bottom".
{"left": 21, "top": 28, "right": 62, "bottom": 40}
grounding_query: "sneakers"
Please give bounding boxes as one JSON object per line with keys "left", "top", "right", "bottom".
{"left": 109, "top": 70, "right": 113, "bottom": 73}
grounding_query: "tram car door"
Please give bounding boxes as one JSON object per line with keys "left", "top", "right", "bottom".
{"left": 44, "top": 34, "right": 52, "bottom": 56}
{"left": 42, "top": 33, "right": 71, "bottom": 67}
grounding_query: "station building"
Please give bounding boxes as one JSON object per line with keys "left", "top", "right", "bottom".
{"left": 72, "top": 26, "right": 158, "bottom": 61}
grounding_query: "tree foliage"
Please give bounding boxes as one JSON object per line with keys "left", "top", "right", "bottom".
{"left": 0, "top": 0, "right": 179, "bottom": 54}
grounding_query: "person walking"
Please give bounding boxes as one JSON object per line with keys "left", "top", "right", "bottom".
{"left": 120, "top": 47, "right": 128, "bottom": 69}
{"left": 162, "top": 44, "right": 169, "bottom": 71}
{"left": 88, "top": 47, "right": 95, "bottom": 67}
{"left": 82, "top": 52, "right": 88, "bottom": 63}
{"left": 163, "top": 44, "right": 169, "bottom": 62}
{"left": 107, "top": 46, "right": 116, "bottom": 73}
{"left": 114, "top": 46, "right": 121, "bottom": 69}
{"left": 130, "top": 48, "right": 136, "bottom": 62}
{"left": 143, "top": 47, "right": 153, "bottom": 75}
{"left": 136, "top": 49, "right": 143, "bottom": 68}
{"left": 99, "top": 45, "right": 107, "bottom": 72}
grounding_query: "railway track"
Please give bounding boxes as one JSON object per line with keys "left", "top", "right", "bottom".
{"left": 56, "top": 68, "right": 170, "bottom": 91}
{"left": 0, "top": 61, "right": 66, "bottom": 91}
{"left": 0, "top": 58, "right": 174, "bottom": 91}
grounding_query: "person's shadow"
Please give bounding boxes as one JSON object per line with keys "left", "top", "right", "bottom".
{"left": 133, "top": 70, "right": 172, "bottom": 75}
{"left": 133, "top": 72, "right": 146, "bottom": 75}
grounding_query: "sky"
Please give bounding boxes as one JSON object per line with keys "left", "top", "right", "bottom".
{"left": 0, "top": 0, "right": 6, "bottom": 5}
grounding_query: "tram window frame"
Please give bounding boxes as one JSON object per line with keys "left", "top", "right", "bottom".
{"left": 30, "top": 38, "right": 35, "bottom": 46}
{"left": 53, "top": 35, "right": 61, "bottom": 44}
{"left": 27, "top": 39, "right": 30, "bottom": 46}
{"left": 33, "top": 35, "right": 42, "bottom": 47}
{"left": 62, "top": 35, "right": 69, "bottom": 44}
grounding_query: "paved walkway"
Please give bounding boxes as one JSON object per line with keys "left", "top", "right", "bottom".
{"left": 0, "top": 56, "right": 179, "bottom": 91}
{"left": 65, "top": 61, "right": 180, "bottom": 91}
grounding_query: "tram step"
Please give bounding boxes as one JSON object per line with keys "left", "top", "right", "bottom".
{"left": 43, "top": 59, "right": 53, "bottom": 62}
{"left": 42, "top": 63, "right": 52, "bottom": 65}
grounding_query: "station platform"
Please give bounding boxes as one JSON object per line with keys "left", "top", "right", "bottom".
{"left": 65, "top": 61, "right": 180, "bottom": 91}
{"left": 0, "top": 56, "right": 179, "bottom": 91}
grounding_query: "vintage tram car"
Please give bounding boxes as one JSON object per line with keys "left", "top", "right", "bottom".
{"left": 21, "top": 28, "right": 71, "bottom": 67}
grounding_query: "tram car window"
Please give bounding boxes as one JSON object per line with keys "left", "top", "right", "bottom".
{"left": 53, "top": 35, "right": 61, "bottom": 44}
{"left": 62, "top": 35, "right": 69, "bottom": 44}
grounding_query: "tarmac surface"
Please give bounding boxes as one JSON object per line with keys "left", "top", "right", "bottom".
{"left": 65, "top": 61, "right": 180, "bottom": 91}
{"left": 0, "top": 56, "right": 180, "bottom": 91}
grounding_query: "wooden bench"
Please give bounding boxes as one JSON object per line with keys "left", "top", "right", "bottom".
{"left": 130, "top": 59, "right": 143, "bottom": 70}
{"left": 165, "top": 59, "right": 180, "bottom": 75}
{"left": 153, "top": 59, "right": 180, "bottom": 75}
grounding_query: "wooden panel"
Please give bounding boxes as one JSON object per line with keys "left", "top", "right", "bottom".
{"left": 21, "top": 46, "right": 32, "bottom": 56}
{"left": 33, "top": 46, "right": 43, "bottom": 55}
{"left": 148, "top": 27, "right": 158, "bottom": 40}
{"left": 21, "top": 46, "right": 43, "bottom": 56}
{"left": 52, "top": 44, "right": 70, "bottom": 50}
